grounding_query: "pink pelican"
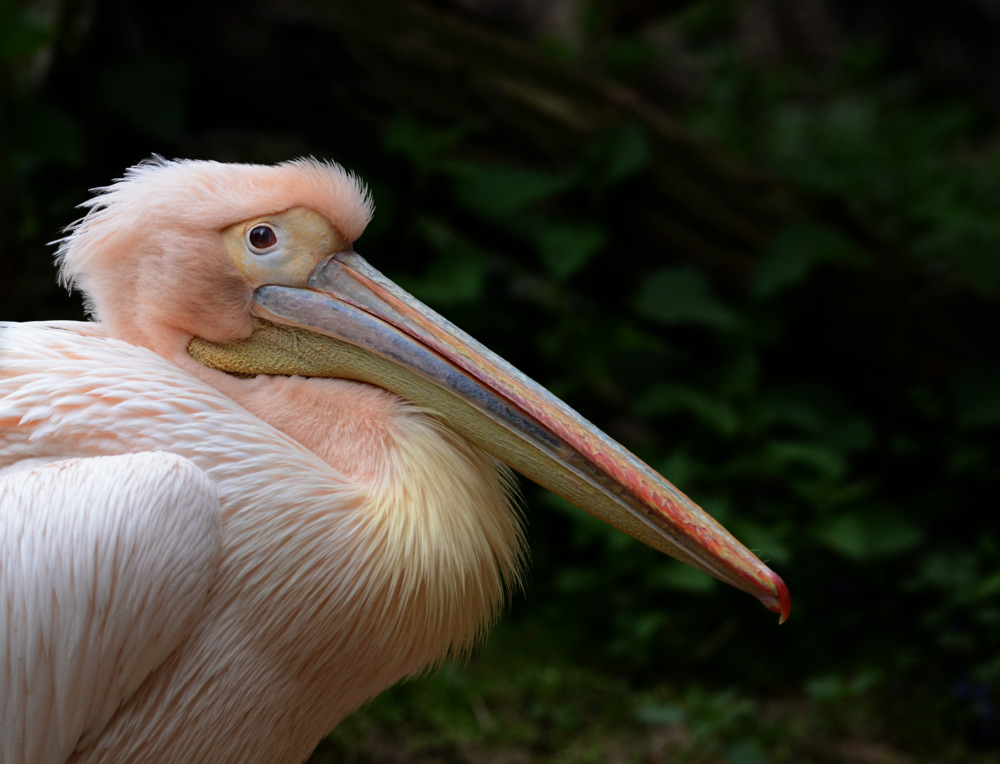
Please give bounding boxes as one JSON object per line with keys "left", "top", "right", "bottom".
{"left": 0, "top": 157, "right": 789, "bottom": 763}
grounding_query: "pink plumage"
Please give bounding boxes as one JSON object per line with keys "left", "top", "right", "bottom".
{"left": 1, "top": 157, "right": 787, "bottom": 764}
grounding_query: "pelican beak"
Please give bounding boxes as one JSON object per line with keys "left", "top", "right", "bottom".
{"left": 191, "top": 251, "right": 790, "bottom": 622}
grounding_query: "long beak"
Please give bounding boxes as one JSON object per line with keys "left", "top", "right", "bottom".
{"left": 191, "top": 251, "right": 790, "bottom": 622}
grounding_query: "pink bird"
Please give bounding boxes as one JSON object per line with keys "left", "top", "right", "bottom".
{"left": 0, "top": 158, "right": 789, "bottom": 763}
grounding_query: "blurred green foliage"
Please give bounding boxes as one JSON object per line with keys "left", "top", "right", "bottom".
{"left": 4, "top": 0, "right": 1000, "bottom": 760}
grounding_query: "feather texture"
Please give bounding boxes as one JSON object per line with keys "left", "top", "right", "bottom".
{"left": 1, "top": 322, "right": 524, "bottom": 763}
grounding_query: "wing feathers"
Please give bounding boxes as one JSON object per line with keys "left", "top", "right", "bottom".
{"left": 0, "top": 452, "right": 222, "bottom": 764}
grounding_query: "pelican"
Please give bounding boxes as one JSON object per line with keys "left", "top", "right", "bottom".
{"left": 0, "top": 157, "right": 789, "bottom": 764}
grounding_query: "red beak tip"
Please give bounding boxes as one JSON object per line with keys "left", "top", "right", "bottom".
{"left": 767, "top": 570, "right": 791, "bottom": 624}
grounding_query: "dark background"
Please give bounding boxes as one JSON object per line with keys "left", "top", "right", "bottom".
{"left": 4, "top": 1, "right": 1000, "bottom": 761}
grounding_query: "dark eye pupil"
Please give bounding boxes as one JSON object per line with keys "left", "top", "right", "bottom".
{"left": 249, "top": 225, "right": 277, "bottom": 250}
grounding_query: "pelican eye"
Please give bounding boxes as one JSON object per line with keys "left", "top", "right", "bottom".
{"left": 247, "top": 224, "right": 279, "bottom": 253}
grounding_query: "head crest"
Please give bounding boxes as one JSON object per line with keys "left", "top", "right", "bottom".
{"left": 56, "top": 156, "right": 374, "bottom": 294}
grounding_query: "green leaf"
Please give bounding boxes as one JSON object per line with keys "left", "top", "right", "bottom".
{"left": 580, "top": 121, "right": 651, "bottom": 186}
{"left": 806, "top": 671, "right": 880, "bottom": 703}
{"left": 653, "top": 450, "right": 698, "bottom": 488}
{"left": 826, "top": 417, "right": 875, "bottom": 454}
{"left": 753, "top": 222, "right": 868, "bottom": 298}
{"left": 763, "top": 440, "right": 846, "bottom": 479}
{"left": 725, "top": 742, "right": 772, "bottom": 764}
{"left": 633, "top": 267, "right": 735, "bottom": 328}
{"left": 382, "top": 112, "right": 471, "bottom": 171}
{"left": 534, "top": 222, "right": 605, "bottom": 279}
{"left": 814, "top": 510, "right": 923, "bottom": 560}
{"left": 635, "top": 704, "right": 685, "bottom": 727}
{"left": 635, "top": 384, "right": 739, "bottom": 436}
{"left": 729, "top": 520, "right": 791, "bottom": 566}
{"left": 454, "top": 166, "right": 571, "bottom": 218}
{"left": 413, "top": 255, "right": 484, "bottom": 305}
{"left": 399, "top": 218, "right": 488, "bottom": 305}
{"left": 0, "top": 4, "right": 55, "bottom": 62}
{"left": 651, "top": 559, "right": 717, "bottom": 593}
